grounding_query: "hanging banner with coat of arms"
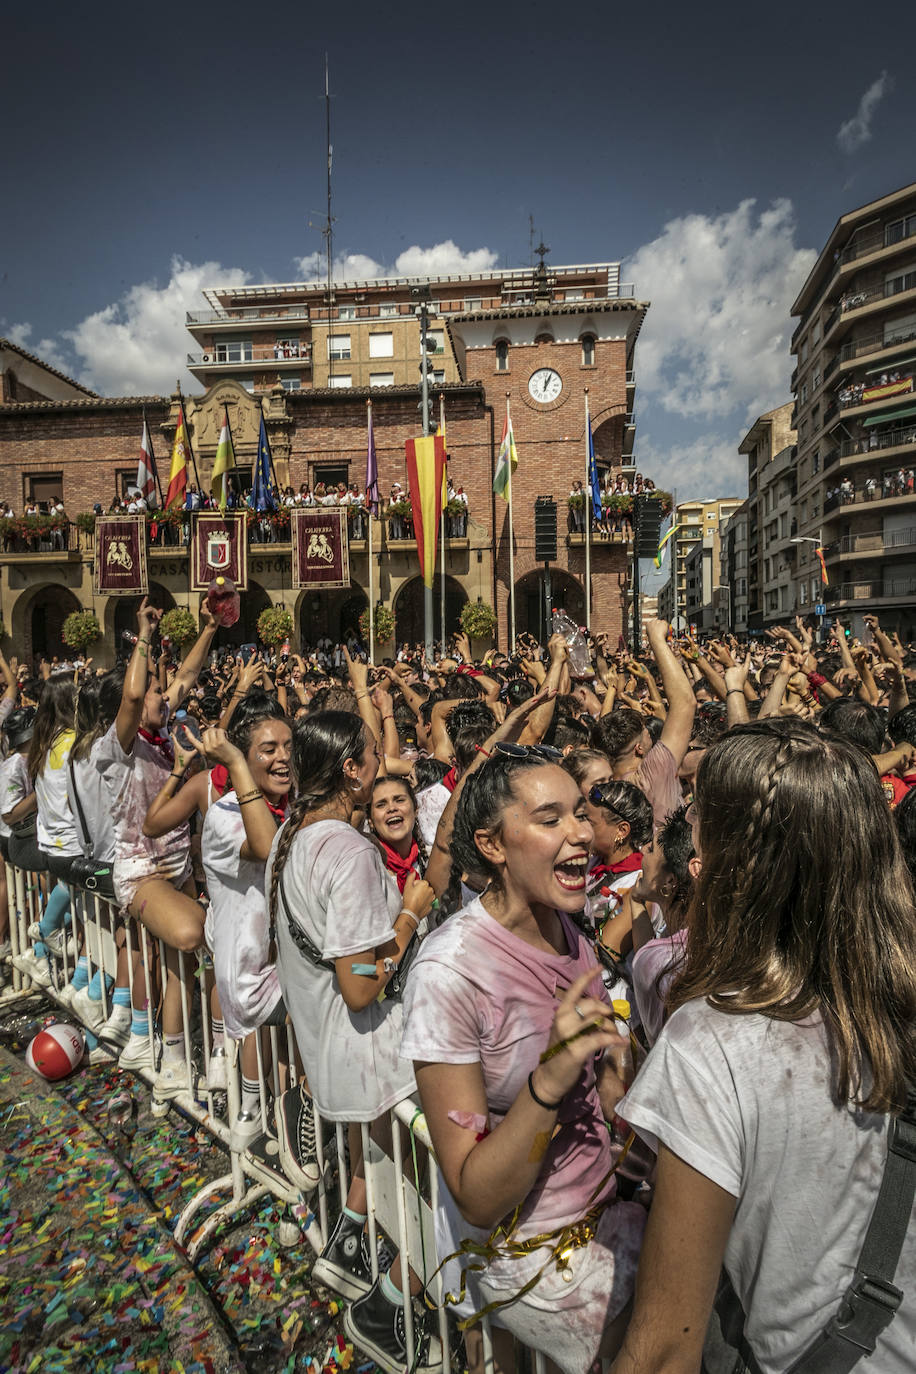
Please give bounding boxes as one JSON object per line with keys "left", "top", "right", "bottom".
{"left": 190, "top": 512, "right": 248, "bottom": 592}
{"left": 291, "top": 508, "right": 350, "bottom": 590}
{"left": 93, "top": 515, "right": 149, "bottom": 596}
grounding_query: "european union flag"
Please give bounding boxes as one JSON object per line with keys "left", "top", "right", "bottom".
{"left": 587, "top": 413, "right": 601, "bottom": 518}
{"left": 253, "top": 416, "right": 277, "bottom": 511}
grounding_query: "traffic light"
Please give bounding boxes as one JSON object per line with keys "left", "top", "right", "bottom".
{"left": 534, "top": 497, "right": 557, "bottom": 562}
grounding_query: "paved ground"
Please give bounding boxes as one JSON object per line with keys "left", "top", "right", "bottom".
{"left": 0, "top": 996, "right": 366, "bottom": 1374}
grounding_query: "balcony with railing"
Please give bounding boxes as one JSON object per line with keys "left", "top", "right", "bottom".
{"left": 187, "top": 343, "right": 312, "bottom": 368}
{"left": 823, "top": 471, "right": 916, "bottom": 517}
{"left": 186, "top": 306, "right": 311, "bottom": 328}
{"left": 839, "top": 321, "right": 916, "bottom": 368}
{"left": 837, "top": 420, "right": 916, "bottom": 461}
{"left": 833, "top": 527, "right": 916, "bottom": 557}
{"left": 826, "top": 576, "right": 916, "bottom": 605}
{"left": 825, "top": 269, "right": 916, "bottom": 338}
{"left": 837, "top": 218, "right": 916, "bottom": 268}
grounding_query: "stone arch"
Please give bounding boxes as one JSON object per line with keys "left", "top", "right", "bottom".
{"left": 514, "top": 569, "right": 584, "bottom": 641}
{"left": 393, "top": 574, "right": 467, "bottom": 650}
{"left": 296, "top": 583, "right": 369, "bottom": 649}
{"left": 10, "top": 582, "right": 83, "bottom": 663}
{"left": 105, "top": 582, "right": 177, "bottom": 651}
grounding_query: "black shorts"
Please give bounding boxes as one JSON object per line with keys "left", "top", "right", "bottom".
{"left": 262, "top": 996, "right": 288, "bottom": 1027}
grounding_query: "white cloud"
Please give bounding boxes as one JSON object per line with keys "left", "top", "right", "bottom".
{"left": 294, "top": 239, "right": 497, "bottom": 282}
{"left": 637, "top": 431, "right": 748, "bottom": 504}
{"left": 3, "top": 321, "right": 72, "bottom": 375}
{"left": 626, "top": 199, "right": 815, "bottom": 427}
{"left": 836, "top": 72, "right": 893, "bottom": 154}
{"left": 59, "top": 256, "right": 251, "bottom": 396}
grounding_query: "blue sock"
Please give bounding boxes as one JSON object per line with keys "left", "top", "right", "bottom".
{"left": 380, "top": 1271, "right": 405, "bottom": 1306}
{"left": 83, "top": 1030, "right": 99, "bottom": 1052}
{"left": 113, "top": 986, "right": 131, "bottom": 1008}
{"left": 130, "top": 1009, "right": 149, "bottom": 1037}
{"left": 87, "top": 969, "right": 113, "bottom": 1003}
{"left": 34, "top": 940, "right": 49, "bottom": 959}
{"left": 40, "top": 883, "right": 71, "bottom": 937}
{"left": 71, "top": 956, "right": 90, "bottom": 991}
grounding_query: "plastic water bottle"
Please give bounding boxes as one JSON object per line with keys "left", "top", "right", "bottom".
{"left": 551, "top": 608, "right": 592, "bottom": 676}
{"left": 108, "top": 1089, "right": 136, "bottom": 1134}
{"left": 207, "top": 576, "right": 240, "bottom": 628}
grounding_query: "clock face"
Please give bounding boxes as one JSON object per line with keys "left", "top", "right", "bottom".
{"left": 528, "top": 368, "right": 562, "bottom": 404}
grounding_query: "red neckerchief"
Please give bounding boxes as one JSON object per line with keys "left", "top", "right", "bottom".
{"left": 265, "top": 797, "right": 288, "bottom": 823}
{"left": 589, "top": 852, "right": 643, "bottom": 884}
{"left": 211, "top": 764, "right": 230, "bottom": 796}
{"left": 137, "top": 727, "right": 173, "bottom": 764}
{"left": 442, "top": 767, "right": 458, "bottom": 792}
{"left": 378, "top": 838, "right": 420, "bottom": 893}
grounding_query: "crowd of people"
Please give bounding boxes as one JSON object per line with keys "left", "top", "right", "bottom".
{"left": 0, "top": 604, "right": 914, "bottom": 1374}
{"left": 568, "top": 472, "right": 658, "bottom": 538}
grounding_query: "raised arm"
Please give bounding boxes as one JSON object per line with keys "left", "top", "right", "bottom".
{"left": 165, "top": 601, "right": 218, "bottom": 709}
{"left": 649, "top": 619, "right": 696, "bottom": 769}
{"left": 116, "top": 598, "right": 161, "bottom": 753}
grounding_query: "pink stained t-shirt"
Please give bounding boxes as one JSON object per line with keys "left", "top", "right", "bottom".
{"left": 401, "top": 897, "right": 615, "bottom": 1291}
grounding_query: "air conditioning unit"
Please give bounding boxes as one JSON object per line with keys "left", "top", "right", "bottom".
{"left": 202, "top": 353, "right": 213, "bottom": 363}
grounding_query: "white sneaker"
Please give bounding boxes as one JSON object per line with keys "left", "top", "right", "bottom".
{"left": 69, "top": 987, "right": 107, "bottom": 1033}
{"left": 44, "top": 929, "right": 78, "bottom": 961}
{"left": 206, "top": 1046, "right": 228, "bottom": 1092}
{"left": 98, "top": 1005, "right": 132, "bottom": 1049}
{"left": 56, "top": 981, "right": 77, "bottom": 1010}
{"left": 230, "top": 1109, "right": 264, "bottom": 1152}
{"left": 118, "top": 1032, "right": 160, "bottom": 1074}
{"left": 153, "top": 1057, "right": 200, "bottom": 1102}
{"left": 12, "top": 949, "right": 52, "bottom": 989}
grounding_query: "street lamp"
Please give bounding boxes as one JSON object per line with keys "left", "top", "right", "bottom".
{"left": 791, "top": 531, "right": 826, "bottom": 634}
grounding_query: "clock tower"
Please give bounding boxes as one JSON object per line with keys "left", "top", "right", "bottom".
{"left": 447, "top": 271, "right": 648, "bottom": 646}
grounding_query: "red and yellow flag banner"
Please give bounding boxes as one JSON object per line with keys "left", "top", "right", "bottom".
{"left": 166, "top": 403, "right": 190, "bottom": 508}
{"left": 405, "top": 434, "right": 446, "bottom": 589}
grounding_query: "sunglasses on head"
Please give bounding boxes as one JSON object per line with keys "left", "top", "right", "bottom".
{"left": 588, "top": 783, "right": 620, "bottom": 809}
{"left": 476, "top": 742, "right": 563, "bottom": 762}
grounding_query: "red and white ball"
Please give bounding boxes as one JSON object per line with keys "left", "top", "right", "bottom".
{"left": 26, "top": 1022, "right": 85, "bottom": 1080}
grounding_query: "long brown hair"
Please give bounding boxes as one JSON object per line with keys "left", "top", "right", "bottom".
{"left": 27, "top": 674, "right": 77, "bottom": 779}
{"left": 670, "top": 719, "right": 916, "bottom": 1114}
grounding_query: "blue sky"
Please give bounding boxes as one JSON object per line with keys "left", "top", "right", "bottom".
{"left": 3, "top": 0, "right": 915, "bottom": 518}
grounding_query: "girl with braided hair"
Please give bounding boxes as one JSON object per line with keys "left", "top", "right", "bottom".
{"left": 401, "top": 749, "right": 647, "bottom": 1374}
{"left": 266, "top": 710, "right": 440, "bottom": 1374}
{"left": 614, "top": 719, "right": 916, "bottom": 1373}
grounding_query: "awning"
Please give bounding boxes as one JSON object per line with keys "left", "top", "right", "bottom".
{"left": 862, "top": 404, "right": 916, "bottom": 427}
{"left": 865, "top": 355, "right": 916, "bottom": 374}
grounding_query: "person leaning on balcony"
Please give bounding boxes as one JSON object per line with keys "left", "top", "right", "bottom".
{"left": 388, "top": 483, "right": 405, "bottom": 539}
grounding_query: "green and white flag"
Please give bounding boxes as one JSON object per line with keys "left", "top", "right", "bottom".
{"left": 493, "top": 408, "right": 518, "bottom": 501}
{"left": 211, "top": 404, "right": 235, "bottom": 512}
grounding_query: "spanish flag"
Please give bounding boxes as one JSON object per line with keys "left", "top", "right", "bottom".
{"left": 166, "top": 402, "right": 190, "bottom": 508}
{"left": 816, "top": 546, "right": 829, "bottom": 587}
{"left": 405, "top": 434, "right": 446, "bottom": 589}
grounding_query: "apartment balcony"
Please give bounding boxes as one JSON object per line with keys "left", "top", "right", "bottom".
{"left": 837, "top": 322, "right": 916, "bottom": 372}
{"left": 824, "top": 268, "right": 916, "bottom": 341}
{"left": 823, "top": 483, "right": 916, "bottom": 520}
{"left": 838, "top": 421, "right": 916, "bottom": 461}
{"left": 832, "top": 527, "right": 916, "bottom": 559}
{"left": 824, "top": 447, "right": 840, "bottom": 470}
{"left": 837, "top": 371, "right": 914, "bottom": 415}
{"left": 622, "top": 419, "right": 636, "bottom": 457}
{"left": 837, "top": 220, "right": 916, "bottom": 268}
{"left": 626, "top": 370, "right": 636, "bottom": 405}
{"left": 826, "top": 577, "right": 916, "bottom": 607}
{"left": 186, "top": 306, "right": 311, "bottom": 331}
{"left": 187, "top": 345, "right": 312, "bottom": 370}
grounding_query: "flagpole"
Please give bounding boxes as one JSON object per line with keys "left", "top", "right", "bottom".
{"left": 507, "top": 394, "right": 516, "bottom": 655}
{"left": 584, "top": 389, "right": 591, "bottom": 632}
{"left": 439, "top": 392, "right": 446, "bottom": 657}
{"left": 367, "top": 400, "right": 375, "bottom": 666}
{"left": 144, "top": 406, "right": 165, "bottom": 508}
{"left": 178, "top": 388, "right": 203, "bottom": 494}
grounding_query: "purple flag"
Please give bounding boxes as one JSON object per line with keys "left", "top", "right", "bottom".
{"left": 366, "top": 403, "right": 380, "bottom": 516}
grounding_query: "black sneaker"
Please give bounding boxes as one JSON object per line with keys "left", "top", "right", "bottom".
{"left": 313, "top": 1212, "right": 375, "bottom": 1300}
{"left": 344, "top": 1278, "right": 443, "bottom": 1374}
{"left": 274, "top": 1082, "right": 320, "bottom": 1193}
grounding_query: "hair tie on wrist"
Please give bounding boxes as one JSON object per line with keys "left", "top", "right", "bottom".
{"left": 527, "top": 1071, "right": 563, "bottom": 1111}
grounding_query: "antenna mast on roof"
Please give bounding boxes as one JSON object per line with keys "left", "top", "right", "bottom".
{"left": 528, "top": 214, "right": 535, "bottom": 267}
{"left": 325, "top": 54, "right": 334, "bottom": 314}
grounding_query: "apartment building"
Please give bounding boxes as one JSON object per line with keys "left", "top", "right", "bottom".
{"left": 791, "top": 180, "right": 916, "bottom": 635}
{"left": 740, "top": 403, "right": 797, "bottom": 628}
{"left": 658, "top": 497, "right": 742, "bottom": 630}
{"left": 720, "top": 501, "right": 749, "bottom": 633}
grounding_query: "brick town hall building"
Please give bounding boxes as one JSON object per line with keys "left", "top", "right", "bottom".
{"left": 0, "top": 260, "right": 648, "bottom": 663}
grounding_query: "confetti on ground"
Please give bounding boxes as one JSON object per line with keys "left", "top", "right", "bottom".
{"left": 0, "top": 998, "right": 389, "bottom": 1372}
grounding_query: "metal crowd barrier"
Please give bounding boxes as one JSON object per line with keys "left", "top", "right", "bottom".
{"left": 1, "top": 860, "right": 546, "bottom": 1374}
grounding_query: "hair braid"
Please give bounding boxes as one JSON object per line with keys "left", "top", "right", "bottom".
{"left": 267, "top": 792, "right": 310, "bottom": 949}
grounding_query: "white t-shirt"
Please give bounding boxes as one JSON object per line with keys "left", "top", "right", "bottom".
{"left": 268, "top": 818, "right": 414, "bottom": 1121}
{"left": 0, "top": 752, "right": 31, "bottom": 838}
{"left": 619, "top": 1001, "right": 916, "bottom": 1373}
{"left": 201, "top": 790, "right": 282, "bottom": 1039}
{"left": 35, "top": 729, "right": 81, "bottom": 857}
{"left": 415, "top": 780, "right": 451, "bottom": 851}
{"left": 68, "top": 741, "right": 117, "bottom": 863}
{"left": 94, "top": 722, "right": 189, "bottom": 868}
{"left": 629, "top": 929, "right": 687, "bottom": 1046}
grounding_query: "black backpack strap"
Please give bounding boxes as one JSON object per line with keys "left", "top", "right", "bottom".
{"left": 784, "top": 1084, "right": 916, "bottom": 1374}
{"left": 68, "top": 755, "right": 93, "bottom": 858}
{"left": 278, "top": 866, "right": 336, "bottom": 973}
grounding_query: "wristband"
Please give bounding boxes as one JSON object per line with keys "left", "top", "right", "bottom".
{"left": 726, "top": 689, "right": 744, "bottom": 697}
{"left": 169, "top": 771, "right": 184, "bottom": 780}
{"left": 527, "top": 1071, "right": 563, "bottom": 1111}
{"left": 399, "top": 908, "right": 420, "bottom": 926}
